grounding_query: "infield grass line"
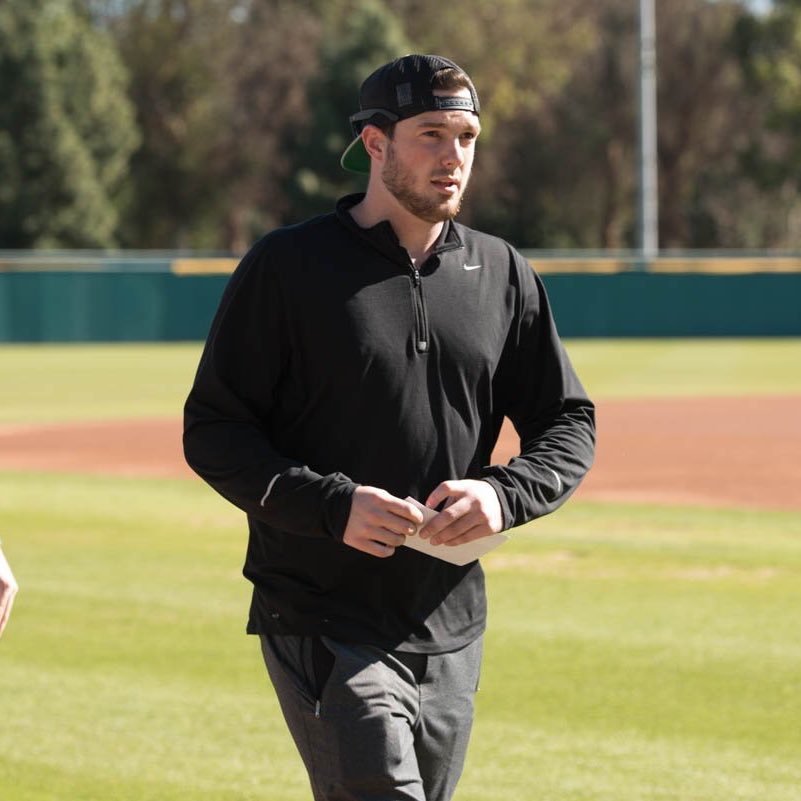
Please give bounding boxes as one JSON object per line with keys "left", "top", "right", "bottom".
{"left": 1, "top": 339, "right": 800, "bottom": 424}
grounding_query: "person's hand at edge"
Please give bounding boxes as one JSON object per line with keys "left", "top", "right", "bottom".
{"left": 342, "top": 487, "right": 425, "bottom": 558}
{"left": 0, "top": 546, "right": 19, "bottom": 639}
{"left": 419, "top": 480, "right": 503, "bottom": 546}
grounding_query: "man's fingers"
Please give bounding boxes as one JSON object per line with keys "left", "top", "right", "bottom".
{"left": 420, "top": 479, "right": 504, "bottom": 545}
{"left": 424, "top": 481, "right": 458, "bottom": 511}
{"left": 440, "top": 524, "right": 487, "bottom": 547}
{"left": 343, "top": 487, "right": 419, "bottom": 558}
{"left": 360, "top": 491, "right": 424, "bottom": 536}
{"left": 358, "top": 488, "right": 424, "bottom": 527}
{"left": 357, "top": 538, "right": 400, "bottom": 559}
{"left": 350, "top": 529, "right": 406, "bottom": 558}
{"left": 0, "top": 606, "right": 11, "bottom": 637}
{"left": 384, "top": 498, "right": 425, "bottom": 527}
{"left": 419, "top": 497, "right": 470, "bottom": 540}
{"left": 0, "top": 588, "right": 17, "bottom": 638}
{"left": 374, "top": 509, "right": 419, "bottom": 536}
{"left": 420, "top": 496, "right": 472, "bottom": 538}
{"left": 373, "top": 528, "right": 407, "bottom": 549}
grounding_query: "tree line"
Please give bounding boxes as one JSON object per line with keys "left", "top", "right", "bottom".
{"left": 1, "top": 0, "right": 800, "bottom": 252}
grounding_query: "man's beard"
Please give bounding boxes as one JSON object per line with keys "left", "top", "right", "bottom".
{"left": 381, "top": 143, "right": 466, "bottom": 223}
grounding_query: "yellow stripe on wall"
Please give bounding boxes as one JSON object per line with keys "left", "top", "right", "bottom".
{"left": 650, "top": 258, "right": 801, "bottom": 274}
{"left": 170, "top": 256, "right": 801, "bottom": 276}
{"left": 531, "top": 260, "right": 630, "bottom": 274}
{"left": 171, "top": 258, "right": 238, "bottom": 275}
{"left": 532, "top": 257, "right": 801, "bottom": 275}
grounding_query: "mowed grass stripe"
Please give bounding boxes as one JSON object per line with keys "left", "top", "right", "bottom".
{"left": 1, "top": 472, "right": 799, "bottom": 801}
{"left": 1, "top": 338, "right": 801, "bottom": 425}
{"left": 0, "top": 343, "right": 202, "bottom": 424}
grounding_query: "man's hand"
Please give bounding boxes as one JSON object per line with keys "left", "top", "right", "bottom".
{"left": 0, "top": 547, "right": 19, "bottom": 639}
{"left": 343, "top": 487, "right": 425, "bottom": 558}
{"left": 419, "top": 480, "right": 503, "bottom": 546}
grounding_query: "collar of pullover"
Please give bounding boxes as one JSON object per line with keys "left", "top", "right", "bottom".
{"left": 335, "top": 193, "right": 464, "bottom": 267}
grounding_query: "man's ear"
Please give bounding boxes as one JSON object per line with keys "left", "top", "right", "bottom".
{"left": 361, "top": 125, "right": 388, "bottom": 165}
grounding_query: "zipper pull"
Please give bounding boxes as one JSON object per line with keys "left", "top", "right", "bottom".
{"left": 410, "top": 264, "right": 428, "bottom": 353}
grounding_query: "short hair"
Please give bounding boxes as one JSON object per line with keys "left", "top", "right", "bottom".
{"left": 370, "top": 118, "right": 397, "bottom": 140}
{"left": 432, "top": 67, "right": 474, "bottom": 95}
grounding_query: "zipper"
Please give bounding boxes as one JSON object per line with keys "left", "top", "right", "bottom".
{"left": 410, "top": 265, "right": 429, "bottom": 353}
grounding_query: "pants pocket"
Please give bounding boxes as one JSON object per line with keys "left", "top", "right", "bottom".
{"left": 310, "top": 635, "right": 335, "bottom": 701}
{"left": 260, "top": 634, "right": 328, "bottom": 708}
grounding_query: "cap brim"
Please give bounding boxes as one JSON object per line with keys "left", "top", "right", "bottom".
{"left": 340, "top": 135, "right": 371, "bottom": 174}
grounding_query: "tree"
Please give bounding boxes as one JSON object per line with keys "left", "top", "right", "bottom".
{"left": 655, "top": 0, "right": 761, "bottom": 247}
{"left": 34, "top": 0, "right": 782, "bottom": 251}
{"left": 462, "top": 1, "right": 638, "bottom": 248}
{"left": 285, "top": 0, "right": 411, "bottom": 222}
{"left": 110, "top": 0, "right": 321, "bottom": 251}
{"left": 215, "top": 0, "right": 322, "bottom": 250}
{"left": 734, "top": 0, "right": 801, "bottom": 246}
{"left": 386, "top": 0, "right": 597, "bottom": 237}
{"left": 0, "top": 0, "right": 138, "bottom": 248}
{"left": 465, "top": 0, "right": 767, "bottom": 248}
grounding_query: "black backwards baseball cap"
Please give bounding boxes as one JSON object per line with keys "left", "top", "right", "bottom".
{"left": 340, "top": 54, "right": 480, "bottom": 174}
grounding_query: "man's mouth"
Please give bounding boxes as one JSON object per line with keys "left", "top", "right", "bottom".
{"left": 431, "top": 177, "right": 460, "bottom": 196}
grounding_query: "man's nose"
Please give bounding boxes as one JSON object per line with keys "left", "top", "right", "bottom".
{"left": 441, "top": 138, "right": 464, "bottom": 167}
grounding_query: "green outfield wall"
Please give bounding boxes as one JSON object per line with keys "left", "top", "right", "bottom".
{"left": 1, "top": 258, "right": 800, "bottom": 341}
{"left": 543, "top": 272, "right": 801, "bottom": 337}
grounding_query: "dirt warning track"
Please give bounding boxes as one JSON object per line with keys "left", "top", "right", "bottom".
{"left": 1, "top": 396, "right": 799, "bottom": 511}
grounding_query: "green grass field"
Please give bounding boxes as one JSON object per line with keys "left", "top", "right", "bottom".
{"left": 1, "top": 338, "right": 800, "bottom": 423}
{"left": 1, "top": 340, "right": 800, "bottom": 801}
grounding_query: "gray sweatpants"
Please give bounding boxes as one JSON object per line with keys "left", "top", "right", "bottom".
{"left": 259, "top": 633, "right": 483, "bottom": 801}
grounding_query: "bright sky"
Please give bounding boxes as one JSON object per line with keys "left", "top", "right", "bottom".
{"left": 744, "top": 0, "right": 773, "bottom": 14}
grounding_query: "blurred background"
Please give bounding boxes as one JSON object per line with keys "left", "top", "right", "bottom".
{"left": 3, "top": 0, "right": 801, "bottom": 343}
{"left": 0, "top": 0, "right": 798, "bottom": 254}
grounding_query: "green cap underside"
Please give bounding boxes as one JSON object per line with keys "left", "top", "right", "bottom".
{"left": 340, "top": 135, "right": 371, "bottom": 174}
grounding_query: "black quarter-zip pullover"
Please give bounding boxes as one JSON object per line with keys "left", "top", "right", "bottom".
{"left": 183, "top": 194, "right": 595, "bottom": 653}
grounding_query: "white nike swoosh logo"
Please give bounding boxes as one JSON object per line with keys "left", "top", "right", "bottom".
{"left": 463, "top": 264, "right": 482, "bottom": 271}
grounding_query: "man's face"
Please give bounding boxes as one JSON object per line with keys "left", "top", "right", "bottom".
{"left": 380, "top": 88, "right": 481, "bottom": 224}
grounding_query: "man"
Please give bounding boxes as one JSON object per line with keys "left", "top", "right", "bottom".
{"left": 184, "top": 54, "right": 595, "bottom": 801}
{"left": 0, "top": 543, "right": 18, "bottom": 638}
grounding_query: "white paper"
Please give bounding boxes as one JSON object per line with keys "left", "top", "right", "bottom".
{"left": 402, "top": 496, "right": 509, "bottom": 566}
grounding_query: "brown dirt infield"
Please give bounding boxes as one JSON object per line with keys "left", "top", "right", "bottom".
{"left": 1, "top": 396, "right": 799, "bottom": 511}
